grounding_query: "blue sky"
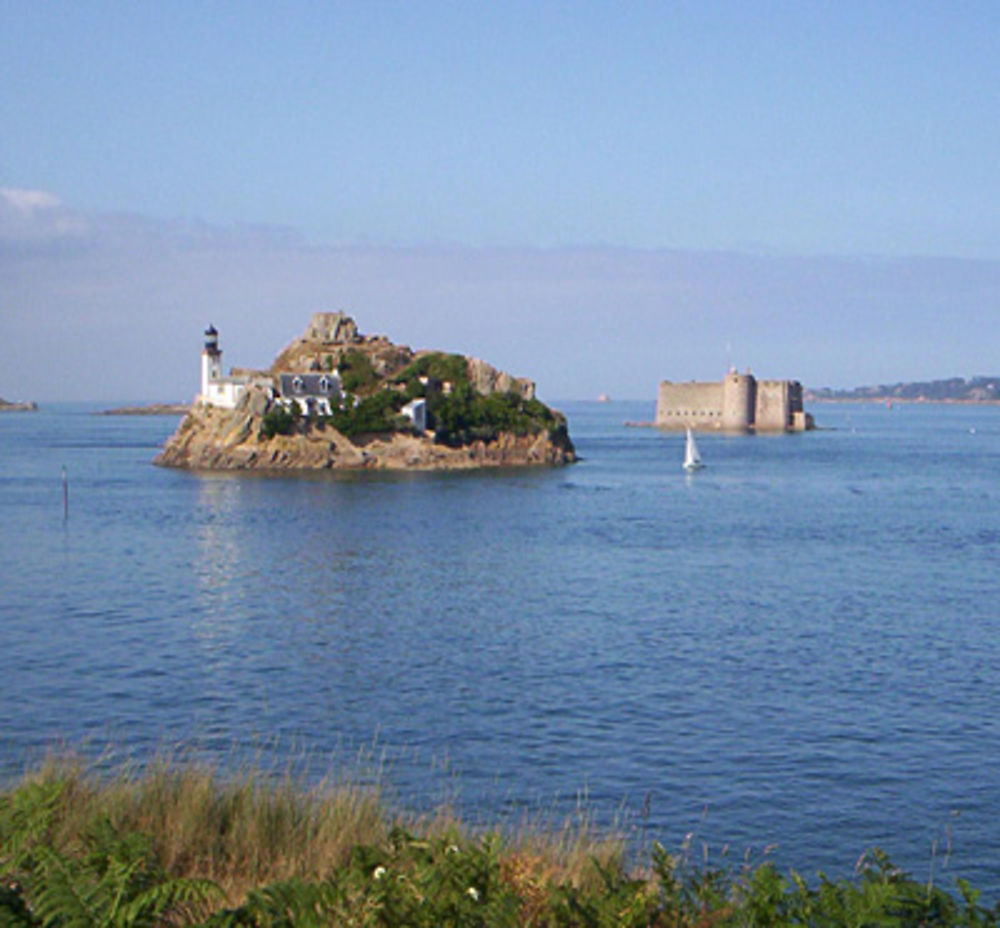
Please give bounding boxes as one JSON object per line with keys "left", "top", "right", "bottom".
{"left": 2, "top": 2, "right": 1000, "bottom": 401}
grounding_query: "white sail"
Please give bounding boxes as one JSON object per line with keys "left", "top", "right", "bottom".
{"left": 683, "top": 427, "right": 704, "bottom": 471}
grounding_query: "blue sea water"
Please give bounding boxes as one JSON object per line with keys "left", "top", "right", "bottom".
{"left": 2, "top": 400, "right": 999, "bottom": 891}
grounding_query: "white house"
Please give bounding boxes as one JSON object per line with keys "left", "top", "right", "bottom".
{"left": 401, "top": 397, "right": 428, "bottom": 432}
{"left": 199, "top": 325, "right": 250, "bottom": 409}
{"left": 277, "top": 372, "right": 343, "bottom": 415}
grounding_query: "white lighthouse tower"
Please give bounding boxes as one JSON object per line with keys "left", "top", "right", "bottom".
{"left": 198, "top": 324, "right": 247, "bottom": 408}
{"left": 200, "top": 324, "right": 222, "bottom": 399}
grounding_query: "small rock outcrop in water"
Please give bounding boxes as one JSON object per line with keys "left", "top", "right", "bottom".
{"left": 98, "top": 403, "right": 189, "bottom": 416}
{"left": 0, "top": 397, "right": 37, "bottom": 412}
{"left": 155, "top": 313, "right": 575, "bottom": 471}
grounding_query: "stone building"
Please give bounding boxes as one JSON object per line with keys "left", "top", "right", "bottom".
{"left": 655, "top": 370, "right": 812, "bottom": 432}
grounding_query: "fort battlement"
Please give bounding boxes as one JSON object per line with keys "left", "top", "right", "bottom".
{"left": 656, "top": 372, "right": 812, "bottom": 432}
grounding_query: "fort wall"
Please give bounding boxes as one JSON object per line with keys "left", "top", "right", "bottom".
{"left": 655, "top": 381, "right": 725, "bottom": 429}
{"left": 655, "top": 372, "right": 811, "bottom": 432}
{"left": 755, "top": 379, "right": 792, "bottom": 431}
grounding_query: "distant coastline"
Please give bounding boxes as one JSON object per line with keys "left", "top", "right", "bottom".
{"left": 809, "top": 396, "right": 1000, "bottom": 405}
{"left": 807, "top": 375, "right": 1000, "bottom": 404}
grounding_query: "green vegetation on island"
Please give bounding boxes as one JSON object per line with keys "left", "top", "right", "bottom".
{"left": 337, "top": 348, "right": 381, "bottom": 395}
{"left": 263, "top": 350, "right": 570, "bottom": 448}
{"left": 2, "top": 758, "right": 997, "bottom": 927}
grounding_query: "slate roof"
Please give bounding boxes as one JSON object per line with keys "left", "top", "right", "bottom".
{"left": 278, "top": 373, "right": 341, "bottom": 397}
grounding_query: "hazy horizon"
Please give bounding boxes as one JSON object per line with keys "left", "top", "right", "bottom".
{"left": 3, "top": 4, "right": 999, "bottom": 403}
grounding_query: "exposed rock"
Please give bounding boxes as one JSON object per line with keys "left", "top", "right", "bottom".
{"left": 97, "top": 403, "right": 188, "bottom": 415}
{"left": 306, "top": 311, "right": 359, "bottom": 344}
{"left": 467, "top": 358, "right": 535, "bottom": 399}
{"left": 155, "top": 389, "right": 574, "bottom": 471}
{"left": 269, "top": 313, "right": 403, "bottom": 375}
{"left": 248, "top": 390, "right": 269, "bottom": 416}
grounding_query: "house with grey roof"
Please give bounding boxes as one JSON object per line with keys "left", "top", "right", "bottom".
{"left": 278, "top": 372, "right": 343, "bottom": 416}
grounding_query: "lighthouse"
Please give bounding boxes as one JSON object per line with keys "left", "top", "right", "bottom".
{"left": 200, "top": 324, "right": 222, "bottom": 400}
{"left": 198, "top": 324, "right": 248, "bottom": 408}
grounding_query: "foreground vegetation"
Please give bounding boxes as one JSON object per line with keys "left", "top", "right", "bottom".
{"left": 1, "top": 759, "right": 996, "bottom": 927}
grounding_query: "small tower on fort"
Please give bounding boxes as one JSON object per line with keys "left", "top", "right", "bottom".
{"left": 201, "top": 324, "right": 222, "bottom": 399}
{"left": 721, "top": 370, "right": 756, "bottom": 431}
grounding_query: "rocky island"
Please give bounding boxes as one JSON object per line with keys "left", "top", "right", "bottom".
{"left": 0, "top": 397, "right": 37, "bottom": 412}
{"left": 155, "top": 313, "right": 575, "bottom": 471}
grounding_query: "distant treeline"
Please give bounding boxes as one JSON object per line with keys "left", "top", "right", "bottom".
{"left": 808, "top": 376, "right": 1000, "bottom": 402}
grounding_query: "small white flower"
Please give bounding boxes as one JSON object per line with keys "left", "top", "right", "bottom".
{"left": 373, "top": 866, "right": 387, "bottom": 880}
{"left": 467, "top": 887, "right": 480, "bottom": 901}
{"left": 446, "top": 844, "right": 460, "bottom": 854}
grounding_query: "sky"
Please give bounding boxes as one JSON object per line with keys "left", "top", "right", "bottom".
{"left": 2, "top": 1, "right": 1000, "bottom": 402}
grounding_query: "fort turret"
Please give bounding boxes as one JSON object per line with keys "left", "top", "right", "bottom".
{"left": 721, "top": 370, "right": 755, "bottom": 431}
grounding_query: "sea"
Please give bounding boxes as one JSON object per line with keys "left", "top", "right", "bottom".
{"left": 2, "top": 400, "right": 999, "bottom": 892}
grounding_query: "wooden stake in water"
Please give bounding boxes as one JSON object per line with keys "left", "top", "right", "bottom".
{"left": 62, "top": 465, "right": 69, "bottom": 521}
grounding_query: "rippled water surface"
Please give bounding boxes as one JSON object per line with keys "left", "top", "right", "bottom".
{"left": 2, "top": 401, "right": 999, "bottom": 889}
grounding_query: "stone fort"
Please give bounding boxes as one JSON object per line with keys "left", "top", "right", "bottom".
{"left": 656, "top": 371, "right": 813, "bottom": 432}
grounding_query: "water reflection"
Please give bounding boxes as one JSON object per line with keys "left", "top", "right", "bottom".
{"left": 194, "top": 476, "right": 246, "bottom": 646}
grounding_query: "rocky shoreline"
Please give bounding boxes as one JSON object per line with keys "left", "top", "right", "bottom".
{"left": 154, "top": 391, "right": 574, "bottom": 471}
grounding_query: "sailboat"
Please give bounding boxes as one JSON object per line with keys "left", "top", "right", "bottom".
{"left": 683, "top": 427, "right": 704, "bottom": 471}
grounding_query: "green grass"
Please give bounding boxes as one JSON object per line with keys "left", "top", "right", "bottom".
{"left": 1, "top": 756, "right": 995, "bottom": 926}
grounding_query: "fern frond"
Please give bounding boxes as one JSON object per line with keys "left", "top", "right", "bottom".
{"left": 0, "top": 780, "right": 67, "bottom": 868}
{"left": 121, "top": 876, "right": 223, "bottom": 927}
{"left": 233, "top": 877, "right": 345, "bottom": 928}
{"left": 29, "top": 845, "right": 103, "bottom": 928}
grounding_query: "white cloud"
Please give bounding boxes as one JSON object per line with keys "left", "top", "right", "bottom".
{"left": 0, "top": 187, "right": 91, "bottom": 247}
{"left": 0, "top": 187, "right": 63, "bottom": 211}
